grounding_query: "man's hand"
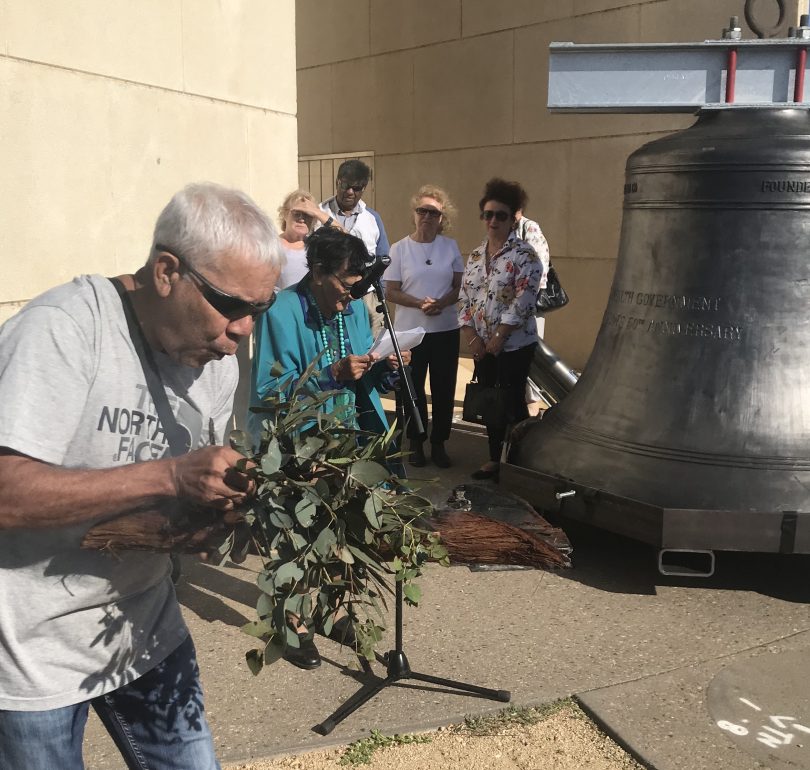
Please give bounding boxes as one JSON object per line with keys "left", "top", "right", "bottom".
{"left": 169, "top": 446, "right": 255, "bottom": 509}
{"left": 331, "top": 354, "right": 375, "bottom": 381}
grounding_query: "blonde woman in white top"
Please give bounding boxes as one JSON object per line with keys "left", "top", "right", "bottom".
{"left": 385, "top": 185, "right": 463, "bottom": 468}
{"left": 276, "top": 190, "right": 339, "bottom": 289}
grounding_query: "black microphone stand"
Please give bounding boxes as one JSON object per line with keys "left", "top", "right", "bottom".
{"left": 313, "top": 279, "right": 511, "bottom": 736}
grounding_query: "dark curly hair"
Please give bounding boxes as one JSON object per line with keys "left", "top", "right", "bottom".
{"left": 304, "top": 227, "right": 369, "bottom": 277}
{"left": 478, "top": 178, "right": 528, "bottom": 217}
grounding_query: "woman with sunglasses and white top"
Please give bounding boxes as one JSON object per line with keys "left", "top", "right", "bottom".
{"left": 458, "top": 178, "right": 543, "bottom": 481}
{"left": 385, "top": 185, "right": 464, "bottom": 468}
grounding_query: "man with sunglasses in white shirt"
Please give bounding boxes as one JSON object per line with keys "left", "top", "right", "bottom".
{"left": 0, "top": 182, "right": 281, "bottom": 770}
{"left": 319, "top": 159, "right": 390, "bottom": 334}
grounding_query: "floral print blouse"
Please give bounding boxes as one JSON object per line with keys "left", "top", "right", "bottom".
{"left": 457, "top": 231, "right": 543, "bottom": 352}
{"left": 515, "top": 215, "right": 550, "bottom": 289}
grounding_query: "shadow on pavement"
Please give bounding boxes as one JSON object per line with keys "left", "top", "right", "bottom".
{"left": 543, "top": 512, "right": 810, "bottom": 603}
{"left": 175, "top": 559, "right": 259, "bottom": 627}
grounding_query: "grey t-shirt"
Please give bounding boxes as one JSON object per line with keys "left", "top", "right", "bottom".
{"left": 0, "top": 275, "right": 238, "bottom": 710}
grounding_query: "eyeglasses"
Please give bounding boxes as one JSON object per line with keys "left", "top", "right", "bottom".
{"left": 481, "top": 210, "right": 510, "bottom": 222}
{"left": 156, "top": 245, "right": 276, "bottom": 320}
{"left": 333, "top": 274, "right": 359, "bottom": 293}
{"left": 337, "top": 179, "right": 367, "bottom": 194}
{"left": 415, "top": 207, "right": 442, "bottom": 219}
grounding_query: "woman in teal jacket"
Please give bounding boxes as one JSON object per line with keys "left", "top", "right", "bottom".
{"left": 249, "top": 227, "right": 398, "bottom": 441}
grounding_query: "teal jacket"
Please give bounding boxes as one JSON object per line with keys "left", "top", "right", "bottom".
{"left": 248, "top": 280, "right": 391, "bottom": 442}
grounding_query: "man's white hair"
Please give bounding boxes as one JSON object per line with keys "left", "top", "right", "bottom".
{"left": 149, "top": 182, "right": 282, "bottom": 271}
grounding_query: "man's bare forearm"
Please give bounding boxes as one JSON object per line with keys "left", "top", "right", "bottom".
{"left": 0, "top": 443, "right": 251, "bottom": 530}
{"left": 0, "top": 451, "right": 177, "bottom": 529}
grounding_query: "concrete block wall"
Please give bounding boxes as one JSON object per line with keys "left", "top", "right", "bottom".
{"left": 0, "top": 0, "right": 299, "bottom": 324}
{"left": 296, "top": 0, "right": 801, "bottom": 370}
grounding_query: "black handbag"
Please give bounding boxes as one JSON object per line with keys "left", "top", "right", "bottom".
{"left": 536, "top": 264, "right": 569, "bottom": 314}
{"left": 462, "top": 380, "right": 510, "bottom": 426}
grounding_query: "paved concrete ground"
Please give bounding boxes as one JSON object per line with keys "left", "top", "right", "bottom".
{"left": 83, "top": 420, "right": 810, "bottom": 770}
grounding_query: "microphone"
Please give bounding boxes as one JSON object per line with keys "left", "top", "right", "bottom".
{"left": 349, "top": 254, "right": 391, "bottom": 299}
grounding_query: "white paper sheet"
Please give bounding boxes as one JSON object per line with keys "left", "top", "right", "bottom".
{"left": 367, "top": 327, "right": 425, "bottom": 359}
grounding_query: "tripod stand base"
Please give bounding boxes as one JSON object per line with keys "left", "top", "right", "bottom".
{"left": 312, "top": 649, "right": 511, "bottom": 736}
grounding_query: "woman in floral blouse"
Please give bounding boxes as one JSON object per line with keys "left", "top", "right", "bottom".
{"left": 459, "top": 178, "right": 543, "bottom": 480}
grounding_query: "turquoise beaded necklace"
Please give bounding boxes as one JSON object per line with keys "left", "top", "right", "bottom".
{"left": 306, "top": 284, "right": 356, "bottom": 425}
{"left": 309, "top": 290, "right": 347, "bottom": 363}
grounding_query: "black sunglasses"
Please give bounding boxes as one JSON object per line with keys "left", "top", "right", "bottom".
{"left": 337, "top": 179, "right": 367, "bottom": 194}
{"left": 481, "top": 210, "right": 510, "bottom": 222}
{"left": 156, "top": 245, "right": 275, "bottom": 320}
{"left": 415, "top": 207, "right": 442, "bottom": 219}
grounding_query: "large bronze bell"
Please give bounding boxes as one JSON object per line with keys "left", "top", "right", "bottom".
{"left": 505, "top": 107, "right": 810, "bottom": 566}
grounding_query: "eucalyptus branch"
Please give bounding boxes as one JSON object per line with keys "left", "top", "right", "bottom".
{"left": 237, "top": 354, "right": 442, "bottom": 672}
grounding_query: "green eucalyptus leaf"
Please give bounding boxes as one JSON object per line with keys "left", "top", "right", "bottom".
{"left": 217, "top": 531, "right": 235, "bottom": 556}
{"left": 283, "top": 593, "right": 307, "bottom": 617}
{"left": 263, "top": 637, "right": 284, "bottom": 666}
{"left": 269, "top": 509, "right": 294, "bottom": 529}
{"left": 328, "top": 457, "right": 354, "bottom": 466}
{"left": 294, "top": 498, "right": 317, "bottom": 527}
{"left": 346, "top": 544, "right": 377, "bottom": 567}
{"left": 240, "top": 619, "right": 274, "bottom": 640}
{"left": 261, "top": 439, "right": 282, "bottom": 475}
{"left": 245, "top": 648, "right": 264, "bottom": 675}
{"left": 307, "top": 482, "right": 329, "bottom": 505}
{"left": 337, "top": 546, "right": 355, "bottom": 564}
{"left": 429, "top": 543, "right": 449, "bottom": 561}
{"left": 363, "top": 493, "right": 382, "bottom": 528}
{"left": 285, "top": 623, "right": 301, "bottom": 648}
{"left": 274, "top": 561, "right": 304, "bottom": 587}
{"left": 228, "top": 429, "right": 252, "bottom": 455}
{"left": 295, "top": 435, "right": 325, "bottom": 458}
{"left": 403, "top": 583, "right": 422, "bottom": 605}
{"left": 320, "top": 609, "right": 335, "bottom": 636}
{"left": 256, "top": 591, "right": 275, "bottom": 618}
{"left": 349, "top": 460, "right": 390, "bottom": 488}
{"left": 312, "top": 526, "right": 337, "bottom": 557}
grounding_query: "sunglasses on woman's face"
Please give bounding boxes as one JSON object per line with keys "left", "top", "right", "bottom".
{"left": 156, "top": 245, "right": 276, "bottom": 320}
{"left": 415, "top": 207, "right": 442, "bottom": 219}
{"left": 481, "top": 210, "right": 510, "bottom": 222}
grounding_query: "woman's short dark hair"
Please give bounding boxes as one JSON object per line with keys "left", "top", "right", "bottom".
{"left": 305, "top": 227, "right": 369, "bottom": 276}
{"left": 478, "top": 178, "right": 528, "bottom": 217}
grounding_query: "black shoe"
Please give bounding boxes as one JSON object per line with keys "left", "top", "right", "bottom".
{"left": 326, "top": 616, "right": 357, "bottom": 647}
{"left": 430, "top": 442, "right": 451, "bottom": 468}
{"left": 409, "top": 440, "right": 427, "bottom": 467}
{"left": 283, "top": 631, "right": 321, "bottom": 670}
{"left": 471, "top": 465, "right": 499, "bottom": 481}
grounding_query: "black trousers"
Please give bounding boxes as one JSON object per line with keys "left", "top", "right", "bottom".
{"left": 399, "top": 328, "right": 460, "bottom": 444}
{"left": 474, "top": 343, "right": 536, "bottom": 462}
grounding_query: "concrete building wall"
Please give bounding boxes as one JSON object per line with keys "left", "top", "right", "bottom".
{"left": 296, "top": 0, "right": 801, "bottom": 371}
{"left": 0, "top": 0, "right": 299, "bottom": 325}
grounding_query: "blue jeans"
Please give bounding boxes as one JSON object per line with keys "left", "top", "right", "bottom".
{"left": 0, "top": 635, "right": 220, "bottom": 770}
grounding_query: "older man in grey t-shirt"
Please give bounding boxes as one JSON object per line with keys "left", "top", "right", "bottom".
{"left": 0, "top": 183, "right": 280, "bottom": 770}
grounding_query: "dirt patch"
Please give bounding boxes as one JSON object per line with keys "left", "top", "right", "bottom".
{"left": 225, "top": 701, "right": 644, "bottom": 770}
